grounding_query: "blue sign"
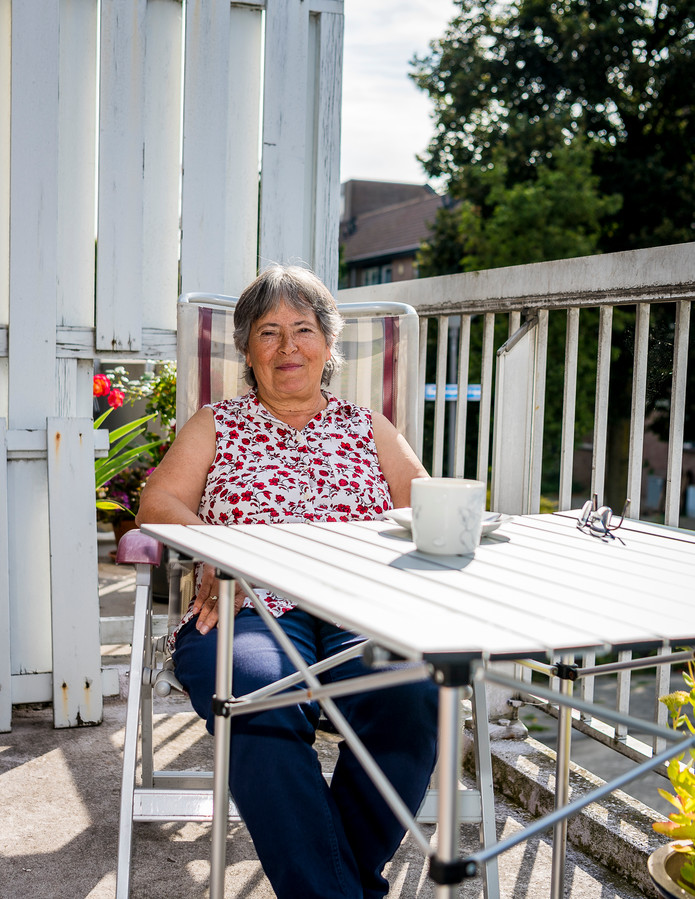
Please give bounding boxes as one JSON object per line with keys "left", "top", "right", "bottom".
{"left": 424, "top": 384, "right": 481, "bottom": 402}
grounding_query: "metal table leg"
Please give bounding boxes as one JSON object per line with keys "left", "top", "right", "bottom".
{"left": 472, "top": 677, "right": 500, "bottom": 899}
{"left": 210, "top": 577, "right": 235, "bottom": 899}
{"left": 435, "top": 685, "right": 464, "bottom": 899}
{"left": 551, "top": 669, "right": 574, "bottom": 899}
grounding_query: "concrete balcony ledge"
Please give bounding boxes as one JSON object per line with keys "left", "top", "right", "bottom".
{"left": 463, "top": 731, "right": 665, "bottom": 896}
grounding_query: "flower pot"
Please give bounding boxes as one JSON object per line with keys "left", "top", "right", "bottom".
{"left": 649, "top": 843, "right": 695, "bottom": 899}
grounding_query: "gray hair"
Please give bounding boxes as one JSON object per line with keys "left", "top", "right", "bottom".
{"left": 233, "top": 264, "right": 344, "bottom": 388}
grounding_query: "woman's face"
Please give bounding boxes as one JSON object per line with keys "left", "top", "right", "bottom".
{"left": 246, "top": 299, "right": 331, "bottom": 403}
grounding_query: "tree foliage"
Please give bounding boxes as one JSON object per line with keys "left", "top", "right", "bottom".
{"left": 418, "top": 136, "right": 621, "bottom": 277}
{"left": 411, "top": 1, "right": 695, "bottom": 507}
{"left": 411, "top": 0, "right": 695, "bottom": 253}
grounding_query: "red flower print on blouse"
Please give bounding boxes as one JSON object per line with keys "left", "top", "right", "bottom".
{"left": 169, "top": 391, "right": 393, "bottom": 646}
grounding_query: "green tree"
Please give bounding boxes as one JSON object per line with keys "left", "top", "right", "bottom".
{"left": 412, "top": 0, "right": 695, "bottom": 508}
{"left": 418, "top": 137, "right": 621, "bottom": 277}
{"left": 411, "top": 0, "right": 695, "bottom": 253}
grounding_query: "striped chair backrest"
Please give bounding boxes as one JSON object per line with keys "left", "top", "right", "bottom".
{"left": 176, "top": 294, "right": 420, "bottom": 449}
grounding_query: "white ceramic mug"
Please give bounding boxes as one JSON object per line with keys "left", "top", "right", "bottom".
{"left": 411, "top": 478, "right": 486, "bottom": 555}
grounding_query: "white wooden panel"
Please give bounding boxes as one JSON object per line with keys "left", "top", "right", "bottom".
{"left": 9, "top": 2, "right": 59, "bottom": 427}
{"left": 558, "top": 308, "right": 579, "bottom": 510}
{"left": 432, "top": 316, "right": 448, "bottom": 477}
{"left": 477, "top": 313, "right": 495, "bottom": 486}
{"left": 311, "top": 10, "right": 343, "bottom": 294}
{"left": 47, "top": 418, "right": 102, "bottom": 727}
{"left": 8, "top": 460, "right": 52, "bottom": 675}
{"left": 508, "top": 311, "right": 521, "bottom": 337}
{"left": 225, "top": 4, "right": 263, "bottom": 295}
{"left": 303, "top": 14, "right": 318, "bottom": 269}
{"left": 0, "top": 0, "right": 10, "bottom": 326}
{"left": 57, "top": 0, "right": 97, "bottom": 327}
{"left": 96, "top": 0, "right": 147, "bottom": 352}
{"left": 55, "top": 359, "right": 79, "bottom": 418}
{"left": 0, "top": 358, "right": 6, "bottom": 420}
{"left": 0, "top": 419, "right": 10, "bottom": 731}
{"left": 490, "top": 320, "right": 536, "bottom": 514}
{"left": 259, "top": 0, "right": 311, "bottom": 269}
{"left": 142, "top": 0, "right": 182, "bottom": 331}
{"left": 626, "top": 304, "right": 650, "bottom": 519}
{"left": 664, "top": 300, "right": 691, "bottom": 526}
{"left": 180, "top": 0, "right": 231, "bottom": 294}
{"left": 591, "top": 305, "right": 613, "bottom": 504}
{"left": 11, "top": 672, "right": 53, "bottom": 705}
{"left": 453, "top": 315, "right": 471, "bottom": 477}
{"left": 528, "top": 308, "right": 548, "bottom": 514}
{"left": 416, "top": 317, "right": 428, "bottom": 461}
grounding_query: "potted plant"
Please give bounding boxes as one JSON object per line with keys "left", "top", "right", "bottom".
{"left": 93, "top": 373, "right": 163, "bottom": 529}
{"left": 649, "top": 661, "right": 695, "bottom": 898}
{"left": 94, "top": 362, "right": 176, "bottom": 519}
{"left": 103, "top": 360, "right": 177, "bottom": 457}
{"left": 94, "top": 364, "right": 176, "bottom": 598}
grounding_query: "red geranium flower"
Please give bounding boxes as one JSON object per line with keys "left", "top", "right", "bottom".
{"left": 93, "top": 374, "right": 111, "bottom": 397}
{"left": 107, "top": 388, "right": 125, "bottom": 408}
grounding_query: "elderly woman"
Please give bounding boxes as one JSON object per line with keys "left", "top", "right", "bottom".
{"left": 137, "top": 264, "right": 438, "bottom": 899}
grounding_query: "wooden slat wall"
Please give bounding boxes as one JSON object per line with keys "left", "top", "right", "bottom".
{"left": 0, "top": 0, "right": 11, "bottom": 334}
{"left": 180, "top": 0, "right": 232, "bottom": 296}
{"left": 143, "top": 0, "right": 182, "bottom": 331}
{"left": 225, "top": 4, "right": 263, "bottom": 296}
{"left": 312, "top": 8, "right": 344, "bottom": 296}
{"left": 57, "top": 0, "right": 97, "bottom": 331}
{"left": 96, "top": 0, "right": 147, "bottom": 353}
{"left": 0, "top": 0, "right": 345, "bottom": 728}
{"left": 260, "top": 1, "right": 312, "bottom": 271}
{"left": 47, "top": 419, "right": 102, "bottom": 727}
{"left": 0, "top": 418, "right": 10, "bottom": 732}
{"left": 9, "top": 2, "right": 59, "bottom": 428}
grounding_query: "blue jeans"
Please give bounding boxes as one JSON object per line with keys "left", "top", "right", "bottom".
{"left": 174, "top": 608, "right": 439, "bottom": 899}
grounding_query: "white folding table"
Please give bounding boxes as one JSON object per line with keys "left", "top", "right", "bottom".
{"left": 142, "top": 512, "right": 695, "bottom": 898}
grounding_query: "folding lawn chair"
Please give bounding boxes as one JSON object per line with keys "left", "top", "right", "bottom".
{"left": 115, "top": 293, "right": 498, "bottom": 897}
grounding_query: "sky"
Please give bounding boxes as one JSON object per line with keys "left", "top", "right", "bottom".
{"left": 339, "top": 0, "right": 457, "bottom": 186}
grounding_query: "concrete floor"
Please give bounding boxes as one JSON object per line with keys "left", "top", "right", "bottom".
{"left": 1, "top": 697, "right": 651, "bottom": 899}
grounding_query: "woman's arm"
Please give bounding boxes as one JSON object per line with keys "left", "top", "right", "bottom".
{"left": 371, "top": 411, "right": 428, "bottom": 508}
{"left": 136, "top": 407, "right": 216, "bottom": 527}
{"left": 136, "top": 407, "right": 241, "bottom": 631}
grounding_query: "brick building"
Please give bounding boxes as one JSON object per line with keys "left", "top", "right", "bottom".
{"left": 339, "top": 179, "right": 445, "bottom": 288}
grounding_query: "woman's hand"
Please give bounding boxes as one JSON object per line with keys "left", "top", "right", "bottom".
{"left": 192, "top": 563, "right": 246, "bottom": 634}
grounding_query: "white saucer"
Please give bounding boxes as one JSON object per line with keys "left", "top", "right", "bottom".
{"left": 384, "top": 508, "right": 509, "bottom": 536}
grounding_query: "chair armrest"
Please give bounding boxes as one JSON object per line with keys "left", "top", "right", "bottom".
{"left": 115, "top": 528, "right": 163, "bottom": 566}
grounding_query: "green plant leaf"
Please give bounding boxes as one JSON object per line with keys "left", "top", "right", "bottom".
{"left": 94, "top": 408, "right": 113, "bottom": 429}
{"left": 108, "top": 413, "right": 158, "bottom": 443}
{"left": 96, "top": 500, "right": 134, "bottom": 515}
{"left": 94, "top": 439, "right": 162, "bottom": 488}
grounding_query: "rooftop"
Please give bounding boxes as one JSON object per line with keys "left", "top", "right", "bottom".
{"left": 341, "top": 191, "right": 446, "bottom": 264}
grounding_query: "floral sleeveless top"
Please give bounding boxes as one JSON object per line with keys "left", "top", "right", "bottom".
{"left": 171, "top": 390, "right": 393, "bottom": 644}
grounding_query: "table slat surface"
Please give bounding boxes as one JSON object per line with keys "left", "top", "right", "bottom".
{"left": 142, "top": 513, "right": 695, "bottom": 663}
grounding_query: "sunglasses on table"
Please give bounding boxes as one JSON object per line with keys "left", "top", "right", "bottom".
{"left": 576, "top": 494, "right": 630, "bottom": 543}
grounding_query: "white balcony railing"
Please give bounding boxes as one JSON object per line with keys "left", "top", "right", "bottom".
{"left": 339, "top": 241, "right": 695, "bottom": 779}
